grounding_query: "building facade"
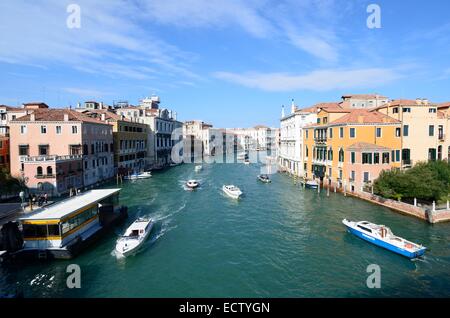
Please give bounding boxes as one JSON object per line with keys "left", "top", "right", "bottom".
{"left": 9, "top": 109, "right": 114, "bottom": 195}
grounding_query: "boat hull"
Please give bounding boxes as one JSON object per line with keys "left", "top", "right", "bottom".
{"left": 115, "top": 223, "right": 153, "bottom": 257}
{"left": 345, "top": 225, "right": 425, "bottom": 259}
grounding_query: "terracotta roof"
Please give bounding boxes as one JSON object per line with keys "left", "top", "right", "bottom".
{"left": 347, "top": 142, "right": 391, "bottom": 151}
{"left": 342, "top": 94, "right": 388, "bottom": 100}
{"left": 438, "top": 102, "right": 450, "bottom": 109}
{"left": 0, "top": 105, "right": 23, "bottom": 111}
{"left": 12, "top": 109, "right": 110, "bottom": 125}
{"left": 330, "top": 109, "right": 400, "bottom": 125}
{"left": 79, "top": 109, "right": 127, "bottom": 122}
{"left": 297, "top": 102, "right": 342, "bottom": 113}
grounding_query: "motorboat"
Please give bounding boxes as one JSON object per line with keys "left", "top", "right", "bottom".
{"left": 342, "top": 219, "right": 426, "bottom": 259}
{"left": 305, "top": 180, "right": 319, "bottom": 189}
{"left": 124, "top": 171, "right": 152, "bottom": 180}
{"left": 244, "top": 160, "right": 250, "bottom": 165}
{"left": 257, "top": 174, "right": 271, "bottom": 183}
{"left": 237, "top": 152, "right": 248, "bottom": 160}
{"left": 186, "top": 179, "right": 200, "bottom": 189}
{"left": 222, "top": 185, "right": 243, "bottom": 199}
{"left": 195, "top": 165, "right": 203, "bottom": 172}
{"left": 115, "top": 218, "right": 154, "bottom": 257}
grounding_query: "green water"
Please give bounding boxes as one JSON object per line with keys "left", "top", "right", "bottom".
{"left": 1, "top": 163, "right": 450, "bottom": 297}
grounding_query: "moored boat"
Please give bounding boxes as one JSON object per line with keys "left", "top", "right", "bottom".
{"left": 115, "top": 218, "right": 153, "bottom": 257}
{"left": 124, "top": 171, "right": 152, "bottom": 180}
{"left": 305, "top": 180, "right": 319, "bottom": 189}
{"left": 257, "top": 174, "right": 271, "bottom": 183}
{"left": 222, "top": 185, "right": 243, "bottom": 199}
{"left": 342, "top": 219, "right": 426, "bottom": 259}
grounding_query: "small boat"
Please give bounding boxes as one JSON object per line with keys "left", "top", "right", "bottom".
{"left": 342, "top": 219, "right": 426, "bottom": 259}
{"left": 186, "top": 179, "right": 200, "bottom": 189}
{"left": 195, "top": 165, "right": 203, "bottom": 172}
{"left": 124, "top": 171, "right": 152, "bottom": 180}
{"left": 244, "top": 160, "right": 250, "bottom": 165}
{"left": 222, "top": 185, "right": 242, "bottom": 199}
{"left": 257, "top": 174, "right": 271, "bottom": 183}
{"left": 115, "top": 218, "right": 154, "bottom": 257}
{"left": 305, "top": 180, "right": 319, "bottom": 189}
{"left": 237, "top": 152, "right": 248, "bottom": 160}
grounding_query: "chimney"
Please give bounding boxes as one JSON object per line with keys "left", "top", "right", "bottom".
{"left": 30, "top": 113, "right": 35, "bottom": 121}
{"left": 64, "top": 112, "right": 69, "bottom": 121}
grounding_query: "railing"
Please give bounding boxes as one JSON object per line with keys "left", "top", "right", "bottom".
{"left": 35, "top": 174, "right": 56, "bottom": 179}
{"left": 21, "top": 154, "right": 83, "bottom": 163}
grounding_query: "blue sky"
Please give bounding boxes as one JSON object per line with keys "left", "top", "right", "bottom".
{"left": 1, "top": 0, "right": 450, "bottom": 127}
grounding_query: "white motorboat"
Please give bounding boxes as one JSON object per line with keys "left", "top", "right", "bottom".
{"left": 305, "top": 180, "right": 319, "bottom": 189}
{"left": 195, "top": 165, "right": 203, "bottom": 172}
{"left": 342, "top": 219, "right": 426, "bottom": 259}
{"left": 115, "top": 218, "right": 153, "bottom": 256}
{"left": 186, "top": 179, "right": 200, "bottom": 189}
{"left": 244, "top": 160, "right": 250, "bottom": 165}
{"left": 222, "top": 185, "right": 243, "bottom": 199}
{"left": 257, "top": 174, "right": 271, "bottom": 183}
{"left": 124, "top": 171, "right": 152, "bottom": 180}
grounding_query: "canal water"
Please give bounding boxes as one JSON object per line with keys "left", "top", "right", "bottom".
{"left": 1, "top": 163, "right": 450, "bottom": 297}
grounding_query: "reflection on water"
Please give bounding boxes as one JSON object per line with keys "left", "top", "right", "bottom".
{"left": 1, "top": 163, "right": 450, "bottom": 297}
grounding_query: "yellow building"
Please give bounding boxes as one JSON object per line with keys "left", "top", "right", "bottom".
{"left": 303, "top": 108, "right": 401, "bottom": 192}
{"left": 374, "top": 99, "right": 449, "bottom": 166}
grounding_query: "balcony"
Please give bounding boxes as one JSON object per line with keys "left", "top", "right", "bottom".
{"left": 21, "top": 154, "right": 83, "bottom": 163}
{"left": 35, "top": 174, "right": 56, "bottom": 179}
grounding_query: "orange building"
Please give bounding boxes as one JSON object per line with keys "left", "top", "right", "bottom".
{"left": 303, "top": 108, "right": 401, "bottom": 193}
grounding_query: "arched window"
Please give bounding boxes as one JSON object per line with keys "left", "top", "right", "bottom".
{"left": 328, "top": 148, "right": 333, "bottom": 161}
{"left": 339, "top": 149, "right": 344, "bottom": 162}
{"left": 37, "top": 166, "right": 43, "bottom": 176}
{"left": 47, "top": 166, "right": 53, "bottom": 176}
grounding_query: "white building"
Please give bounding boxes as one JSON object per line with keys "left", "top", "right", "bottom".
{"left": 279, "top": 101, "right": 317, "bottom": 176}
{"left": 114, "top": 95, "right": 182, "bottom": 168}
{"left": 228, "top": 126, "right": 279, "bottom": 154}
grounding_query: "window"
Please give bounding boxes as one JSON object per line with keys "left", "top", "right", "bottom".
{"left": 403, "top": 125, "right": 409, "bottom": 137}
{"left": 395, "top": 128, "right": 401, "bottom": 137}
{"left": 38, "top": 145, "right": 49, "bottom": 156}
{"left": 339, "top": 169, "right": 343, "bottom": 179}
{"left": 20, "top": 125, "right": 27, "bottom": 134}
{"left": 438, "top": 145, "right": 442, "bottom": 161}
{"left": 351, "top": 170, "right": 355, "bottom": 181}
{"left": 438, "top": 125, "right": 444, "bottom": 139}
{"left": 56, "top": 126, "right": 62, "bottom": 134}
{"left": 376, "top": 127, "right": 382, "bottom": 138}
{"left": 329, "top": 128, "right": 333, "bottom": 138}
{"left": 305, "top": 146, "right": 309, "bottom": 157}
{"left": 305, "top": 130, "right": 309, "bottom": 139}
{"left": 429, "top": 108, "right": 437, "bottom": 113}
{"left": 351, "top": 152, "right": 356, "bottom": 164}
{"left": 72, "top": 126, "right": 78, "bottom": 134}
{"left": 374, "top": 153, "right": 380, "bottom": 164}
{"left": 428, "top": 148, "right": 436, "bottom": 161}
{"left": 41, "top": 125, "right": 47, "bottom": 134}
{"left": 429, "top": 125, "right": 434, "bottom": 137}
{"left": 46, "top": 166, "right": 53, "bottom": 176}
{"left": 350, "top": 128, "right": 356, "bottom": 138}
{"left": 91, "top": 144, "right": 95, "bottom": 154}
{"left": 403, "top": 108, "right": 411, "bottom": 113}
{"left": 339, "top": 127, "right": 344, "bottom": 138}
{"left": 393, "top": 108, "right": 399, "bottom": 114}
{"left": 338, "top": 149, "right": 344, "bottom": 162}
{"left": 19, "top": 145, "right": 29, "bottom": 156}
{"left": 362, "top": 153, "right": 373, "bottom": 164}
{"left": 382, "top": 152, "right": 389, "bottom": 164}
{"left": 363, "top": 172, "right": 370, "bottom": 182}
{"left": 36, "top": 166, "right": 43, "bottom": 176}
{"left": 396, "top": 150, "right": 400, "bottom": 162}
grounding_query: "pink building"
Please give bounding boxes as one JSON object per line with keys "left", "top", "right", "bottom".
{"left": 345, "top": 142, "right": 396, "bottom": 193}
{"left": 9, "top": 109, "right": 114, "bottom": 196}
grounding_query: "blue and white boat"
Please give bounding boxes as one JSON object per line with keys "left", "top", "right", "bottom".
{"left": 342, "top": 219, "right": 426, "bottom": 259}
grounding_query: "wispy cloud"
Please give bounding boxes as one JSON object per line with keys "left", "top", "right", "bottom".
{"left": 0, "top": 0, "right": 199, "bottom": 81}
{"left": 63, "top": 87, "right": 112, "bottom": 98}
{"left": 214, "top": 67, "right": 402, "bottom": 92}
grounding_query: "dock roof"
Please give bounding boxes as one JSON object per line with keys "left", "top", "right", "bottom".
{"left": 20, "top": 189, "right": 121, "bottom": 221}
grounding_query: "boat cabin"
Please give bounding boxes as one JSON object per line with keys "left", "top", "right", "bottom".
{"left": 20, "top": 189, "right": 122, "bottom": 250}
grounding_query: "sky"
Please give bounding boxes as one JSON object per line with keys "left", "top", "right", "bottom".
{"left": 1, "top": 0, "right": 450, "bottom": 128}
